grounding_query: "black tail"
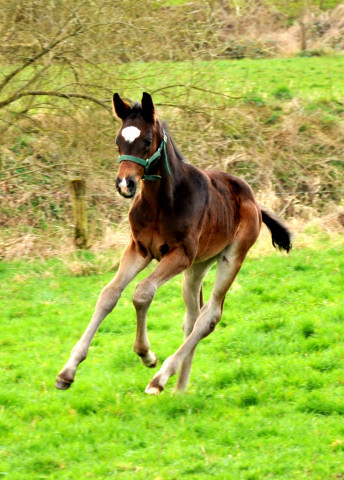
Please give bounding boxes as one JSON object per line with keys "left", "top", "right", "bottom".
{"left": 261, "top": 206, "right": 292, "bottom": 253}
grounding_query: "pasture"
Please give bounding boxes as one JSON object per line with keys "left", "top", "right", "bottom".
{"left": 1, "top": 234, "right": 344, "bottom": 479}
{"left": 2, "top": 2, "right": 344, "bottom": 478}
{"left": 112, "top": 55, "right": 344, "bottom": 103}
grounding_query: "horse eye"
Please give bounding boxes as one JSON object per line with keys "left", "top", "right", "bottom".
{"left": 145, "top": 138, "right": 152, "bottom": 148}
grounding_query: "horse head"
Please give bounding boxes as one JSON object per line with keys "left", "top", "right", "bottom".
{"left": 113, "top": 92, "right": 166, "bottom": 198}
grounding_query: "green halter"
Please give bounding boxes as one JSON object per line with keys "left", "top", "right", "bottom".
{"left": 118, "top": 129, "right": 171, "bottom": 181}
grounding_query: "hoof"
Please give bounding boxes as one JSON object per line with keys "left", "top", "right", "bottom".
{"left": 145, "top": 384, "right": 163, "bottom": 395}
{"left": 146, "top": 354, "right": 158, "bottom": 368}
{"left": 55, "top": 376, "right": 73, "bottom": 390}
{"left": 140, "top": 351, "right": 158, "bottom": 368}
{"left": 145, "top": 377, "right": 164, "bottom": 395}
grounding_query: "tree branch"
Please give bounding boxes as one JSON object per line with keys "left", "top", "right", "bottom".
{"left": 0, "top": 90, "right": 112, "bottom": 112}
{"left": 0, "top": 25, "right": 83, "bottom": 93}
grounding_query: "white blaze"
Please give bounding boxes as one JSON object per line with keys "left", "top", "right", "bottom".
{"left": 121, "top": 126, "right": 141, "bottom": 143}
{"left": 119, "top": 178, "right": 127, "bottom": 189}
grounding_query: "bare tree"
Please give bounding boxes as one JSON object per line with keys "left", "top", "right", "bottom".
{"left": 0, "top": 0, "right": 115, "bottom": 128}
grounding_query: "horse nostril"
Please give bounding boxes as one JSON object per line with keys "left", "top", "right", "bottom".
{"left": 115, "top": 177, "right": 122, "bottom": 192}
{"left": 127, "top": 179, "right": 135, "bottom": 192}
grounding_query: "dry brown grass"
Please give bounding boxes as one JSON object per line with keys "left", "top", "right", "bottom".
{"left": 1, "top": 91, "right": 344, "bottom": 260}
{"left": 2, "top": 213, "right": 343, "bottom": 263}
{"left": 218, "top": 3, "right": 344, "bottom": 57}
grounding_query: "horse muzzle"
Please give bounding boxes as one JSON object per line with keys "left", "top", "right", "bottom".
{"left": 116, "top": 176, "right": 137, "bottom": 198}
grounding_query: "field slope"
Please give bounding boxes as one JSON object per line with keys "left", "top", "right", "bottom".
{"left": 1, "top": 237, "right": 344, "bottom": 479}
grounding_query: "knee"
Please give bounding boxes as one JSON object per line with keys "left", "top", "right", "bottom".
{"left": 198, "top": 310, "right": 222, "bottom": 339}
{"left": 212, "top": 306, "right": 222, "bottom": 327}
{"left": 133, "top": 280, "right": 157, "bottom": 310}
{"left": 205, "top": 315, "right": 220, "bottom": 336}
{"left": 208, "top": 315, "right": 219, "bottom": 333}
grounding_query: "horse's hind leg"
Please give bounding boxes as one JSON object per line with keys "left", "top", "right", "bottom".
{"left": 175, "top": 259, "right": 215, "bottom": 392}
{"left": 55, "top": 242, "right": 150, "bottom": 390}
{"left": 145, "top": 241, "right": 251, "bottom": 395}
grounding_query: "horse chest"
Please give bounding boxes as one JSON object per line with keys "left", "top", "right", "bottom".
{"left": 132, "top": 224, "right": 170, "bottom": 261}
{"left": 130, "top": 202, "right": 186, "bottom": 260}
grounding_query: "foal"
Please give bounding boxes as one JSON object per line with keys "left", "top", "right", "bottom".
{"left": 55, "top": 92, "right": 291, "bottom": 395}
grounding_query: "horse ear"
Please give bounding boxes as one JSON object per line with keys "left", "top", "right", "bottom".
{"left": 141, "top": 92, "right": 155, "bottom": 122}
{"left": 113, "top": 93, "right": 132, "bottom": 120}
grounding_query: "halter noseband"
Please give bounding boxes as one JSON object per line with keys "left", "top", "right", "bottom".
{"left": 118, "top": 129, "right": 171, "bottom": 181}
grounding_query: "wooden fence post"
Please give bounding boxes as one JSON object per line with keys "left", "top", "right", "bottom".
{"left": 69, "top": 178, "right": 87, "bottom": 249}
{"left": 300, "top": 20, "right": 307, "bottom": 53}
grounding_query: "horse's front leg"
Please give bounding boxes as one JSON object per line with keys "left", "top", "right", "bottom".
{"left": 132, "top": 246, "right": 192, "bottom": 370}
{"left": 55, "top": 242, "right": 150, "bottom": 390}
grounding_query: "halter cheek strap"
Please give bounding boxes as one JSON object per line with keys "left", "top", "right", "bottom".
{"left": 118, "top": 129, "right": 171, "bottom": 181}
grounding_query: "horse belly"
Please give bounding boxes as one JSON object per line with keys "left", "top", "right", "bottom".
{"left": 196, "top": 225, "right": 235, "bottom": 262}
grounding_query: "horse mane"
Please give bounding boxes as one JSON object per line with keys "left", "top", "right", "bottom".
{"left": 129, "top": 102, "right": 143, "bottom": 118}
{"left": 162, "top": 122, "right": 185, "bottom": 163}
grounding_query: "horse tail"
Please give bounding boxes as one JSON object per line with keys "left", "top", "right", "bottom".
{"left": 260, "top": 206, "right": 292, "bottom": 253}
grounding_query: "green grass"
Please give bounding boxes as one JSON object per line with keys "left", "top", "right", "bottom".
{"left": 6, "top": 55, "right": 343, "bottom": 110}
{"left": 112, "top": 56, "right": 344, "bottom": 104}
{"left": 1, "top": 237, "right": 344, "bottom": 479}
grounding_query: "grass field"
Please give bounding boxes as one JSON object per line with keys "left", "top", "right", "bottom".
{"left": 1, "top": 234, "right": 344, "bottom": 479}
{"left": 109, "top": 55, "right": 344, "bottom": 105}
{"left": 7, "top": 55, "right": 344, "bottom": 113}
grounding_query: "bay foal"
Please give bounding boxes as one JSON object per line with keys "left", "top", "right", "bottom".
{"left": 55, "top": 92, "right": 291, "bottom": 395}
